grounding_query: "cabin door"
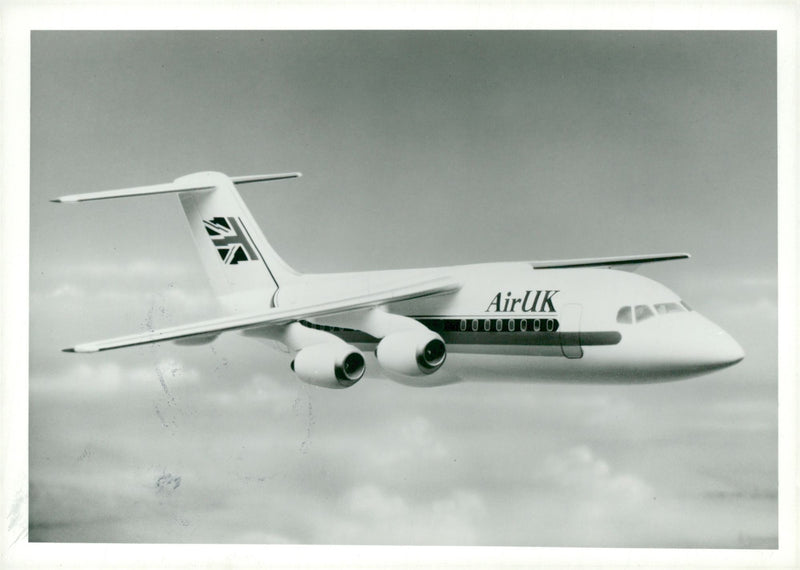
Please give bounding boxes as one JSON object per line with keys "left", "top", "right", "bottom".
{"left": 560, "top": 303, "right": 583, "bottom": 359}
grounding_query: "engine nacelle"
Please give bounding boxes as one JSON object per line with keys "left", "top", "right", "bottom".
{"left": 291, "top": 343, "right": 365, "bottom": 389}
{"left": 376, "top": 330, "right": 447, "bottom": 377}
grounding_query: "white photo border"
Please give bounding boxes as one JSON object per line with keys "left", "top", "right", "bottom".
{"left": 2, "top": 2, "right": 796, "bottom": 568}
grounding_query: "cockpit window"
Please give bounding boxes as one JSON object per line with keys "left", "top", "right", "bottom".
{"left": 634, "top": 304, "right": 655, "bottom": 322}
{"left": 616, "top": 306, "right": 633, "bottom": 324}
{"left": 654, "top": 302, "right": 685, "bottom": 315}
{"left": 617, "top": 301, "right": 691, "bottom": 325}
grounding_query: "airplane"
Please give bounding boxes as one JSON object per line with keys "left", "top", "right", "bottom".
{"left": 53, "top": 171, "right": 745, "bottom": 388}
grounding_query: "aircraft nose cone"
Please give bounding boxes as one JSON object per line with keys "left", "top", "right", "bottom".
{"left": 659, "top": 314, "right": 745, "bottom": 375}
{"left": 688, "top": 314, "right": 744, "bottom": 371}
{"left": 712, "top": 330, "right": 745, "bottom": 367}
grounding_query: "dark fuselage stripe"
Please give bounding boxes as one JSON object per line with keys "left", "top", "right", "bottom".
{"left": 300, "top": 319, "right": 621, "bottom": 347}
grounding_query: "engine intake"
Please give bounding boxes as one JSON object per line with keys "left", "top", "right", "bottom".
{"left": 376, "top": 330, "right": 447, "bottom": 377}
{"left": 291, "top": 343, "right": 365, "bottom": 389}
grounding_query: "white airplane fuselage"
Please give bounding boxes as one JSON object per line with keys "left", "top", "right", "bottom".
{"left": 272, "top": 261, "right": 744, "bottom": 384}
{"left": 55, "top": 171, "right": 744, "bottom": 388}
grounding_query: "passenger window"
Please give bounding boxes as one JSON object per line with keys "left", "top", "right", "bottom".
{"left": 519, "top": 319, "right": 528, "bottom": 331}
{"left": 654, "top": 302, "right": 684, "bottom": 315}
{"left": 508, "top": 319, "right": 516, "bottom": 332}
{"left": 483, "top": 319, "right": 491, "bottom": 332}
{"left": 471, "top": 319, "right": 479, "bottom": 332}
{"left": 495, "top": 319, "right": 503, "bottom": 332}
{"left": 459, "top": 319, "right": 467, "bottom": 331}
{"left": 635, "top": 305, "right": 655, "bottom": 322}
{"left": 616, "top": 306, "right": 632, "bottom": 324}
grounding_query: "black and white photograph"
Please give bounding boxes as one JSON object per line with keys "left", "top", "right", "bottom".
{"left": 2, "top": 4, "right": 797, "bottom": 569}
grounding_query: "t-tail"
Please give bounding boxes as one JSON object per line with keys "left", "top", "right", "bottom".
{"left": 53, "top": 171, "right": 301, "bottom": 314}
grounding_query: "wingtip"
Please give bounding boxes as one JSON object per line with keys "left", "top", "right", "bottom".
{"left": 63, "top": 345, "right": 99, "bottom": 353}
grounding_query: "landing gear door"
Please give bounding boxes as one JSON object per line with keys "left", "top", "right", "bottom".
{"left": 560, "top": 303, "right": 583, "bottom": 359}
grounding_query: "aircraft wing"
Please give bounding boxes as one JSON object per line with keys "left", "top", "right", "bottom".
{"left": 530, "top": 252, "right": 690, "bottom": 271}
{"left": 64, "top": 276, "right": 460, "bottom": 353}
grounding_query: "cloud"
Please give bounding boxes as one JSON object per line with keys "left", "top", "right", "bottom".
{"left": 30, "top": 357, "right": 200, "bottom": 398}
{"left": 32, "top": 258, "right": 206, "bottom": 296}
{"left": 331, "top": 484, "right": 485, "bottom": 544}
{"left": 32, "top": 271, "right": 218, "bottom": 322}
{"left": 460, "top": 445, "right": 657, "bottom": 546}
{"left": 540, "top": 445, "right": 653, "bottom": 511}
{"left": 27, "top": 355, "right": 777, "bottom": 546}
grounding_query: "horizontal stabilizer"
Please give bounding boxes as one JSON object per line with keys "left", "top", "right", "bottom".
{"left": 51, "top": 172, "right": 301, "bottom": 203}
{"left": 531, "top": 253, "right": 690, "bottom": 271}
{"left": 51, "top": 180, "right": 215, "bottom": 203}
{"left": 63, "top": 276, "right": 460, "bottom": 353}
{"left": 230, "top": 173, "right": 301, "bottom": 185}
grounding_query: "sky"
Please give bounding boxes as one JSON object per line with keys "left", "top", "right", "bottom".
{"left": 26, "top": 31, "right": 777, "bottom": 548}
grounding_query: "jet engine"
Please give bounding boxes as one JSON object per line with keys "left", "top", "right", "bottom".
{"left": 376, "top": 330, "right": 447, "bottom": 376}
{"left": 291, "top": 343, "right": 365, "bottom": 389}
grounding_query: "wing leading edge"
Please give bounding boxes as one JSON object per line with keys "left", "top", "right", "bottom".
{"left": 530, "top": 253, "right": 690, "bottom": 271}
{"left": 64, "top": 276, "right": 460, "bottom": 353}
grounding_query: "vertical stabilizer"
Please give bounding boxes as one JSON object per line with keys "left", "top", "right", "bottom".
{"left": 175, "top": 171, "right": 300, "bottom": 314}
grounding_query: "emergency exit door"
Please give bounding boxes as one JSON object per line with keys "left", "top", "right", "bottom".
{"left": 559, "top": 303, "right": 583, "bottom": 359}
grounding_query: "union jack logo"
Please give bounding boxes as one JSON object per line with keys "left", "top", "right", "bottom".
{"left": 203, "top": 217, "right": 258, "bottom": 265}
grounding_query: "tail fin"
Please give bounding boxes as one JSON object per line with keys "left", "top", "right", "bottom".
{"left": 176, "top": 172, "right": 301, "bottom": 314}
{"left": 53, "top": 171, "right": 301, "bottom": 314}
